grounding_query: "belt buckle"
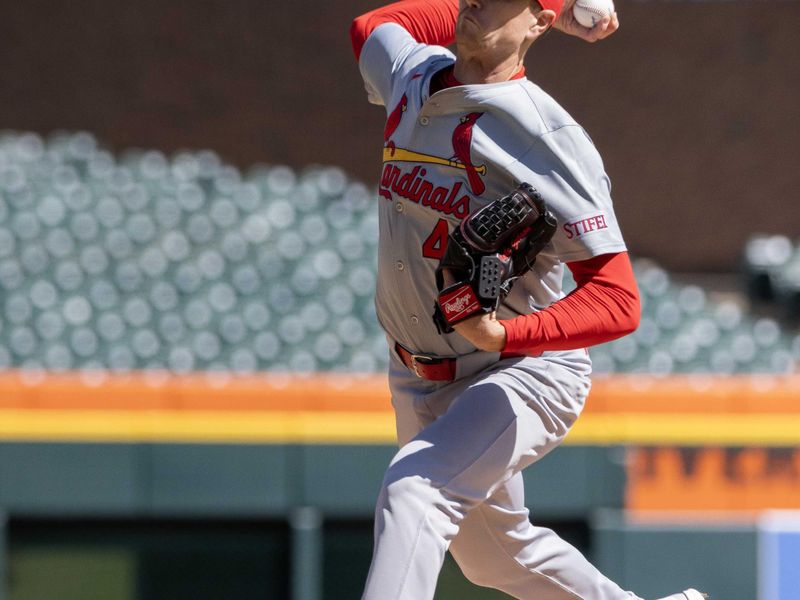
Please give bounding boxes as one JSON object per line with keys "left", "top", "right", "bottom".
{"left": 410, "top": 354, "right": 437, "bottom": 378}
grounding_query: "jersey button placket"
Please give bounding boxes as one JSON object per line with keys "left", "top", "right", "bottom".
{"left": 396, "top": 261, "right": 405, "bottom": 271}
{"left": 410, "top": 316, "right": 419, "bottom": 325}
{"left": 419, "top": 116, "right": 429, "bottom": 126}
{"left": 395, "top": 202, "right": 404, "bottom": 213}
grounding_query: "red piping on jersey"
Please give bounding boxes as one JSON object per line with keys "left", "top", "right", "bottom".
{"left": 500, "top": 252, "right": 641, "bottom": 355}
{"left": 429, "top": 64, "right": 525, "bottom": 95}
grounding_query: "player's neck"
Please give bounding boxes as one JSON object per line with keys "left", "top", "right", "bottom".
{"left": 453, "top": 52, "right": 525, "bottom": 85}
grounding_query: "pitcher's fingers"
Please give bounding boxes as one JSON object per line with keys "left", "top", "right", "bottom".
{"left": 594, "top": 12, "right": 619, "bottom": 40}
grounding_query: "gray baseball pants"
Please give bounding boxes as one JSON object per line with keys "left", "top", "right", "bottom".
{"left": 361, "top": 349, "right": 640, "bottom": 600}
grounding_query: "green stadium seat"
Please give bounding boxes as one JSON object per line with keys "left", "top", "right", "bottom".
{"left": 219, "top": 314, "right": 247, "bottom": 345}
{"left": 70, "top": 212, "right": 100, "bottom": 242}
{"left": 185, "top": 298, "right": 212, "bottom": 330}
{"left": 0, "top": 258, "right": 25, "bottom": 292}
{"left": 314, "top": 332, "right": 344, "bottom": 364}
{"left": 647, "top": 349, "right": 674, "bottom": 376}
{"left": 44, "top": 342, "right": 72, "bottom": 371}
{"left": 192, "top": 331, "right": 221, "bottom": 363}
{"left": 150, "top": 281, "right": 179, "bottom": 313}
{"left": 89, "top": 279, "right": 120, "bottom": 311}
{"left": 253, "top": 331, "right": 280, "bottom": 362}
{"left": 277, "top": 315, "right": 305, "bottom": 345}
{"left": 158, "top": 313, "right": 186, "bottom": 345}
{"left": 174, "top": 263, "right": 203, "bottom": 294}
{"left": 97, "top": 312, "right": 126, "bottom": 343}
{"left": 108, "top": 344, "right": 136, "bottom": 371}
{"left": 290, "top": 265, "right": 320, "bottom": 296}
{"left": 230, "top": 348, "right": 258, "bottom": 374}
{"left": 289, "top": 349, "right": 317, "bottom": 373}
{"left": 168, "top": 346, "right": 195, "bottom": 373}
{"left": 10, "top": 326, "right": 37, "bottom": 357}
{"left": 123, "top": 297, "right": 152, "bottom": 328}
{"left": 71, "top": 327, "right": 99, "bottom": 359}
{"left": 35, "top": 310, "right": 65, "bottom": 341}
{"left": 300, "top": 214, "right": 329, "bottom": 244}
{"left": 20, "top": 244, "right": 48, "bottom": 275}
{"left": 752, "top": 317, "right": 781, "bottom": 348}
{"left": 300, "top": 303, "right": 329, "bottom": 333}
{"left": 54, "top": 260, "right": 84, "bottom": 291}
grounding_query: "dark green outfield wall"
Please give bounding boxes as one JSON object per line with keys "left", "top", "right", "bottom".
{"left": 594, "top": 513, "right": 759, "bottom": 600}
{"left": 0, "top": 442, "right": 623, "bottom": 600}
{"left": 0, "top": 443, "right": 625, "bottom": 518}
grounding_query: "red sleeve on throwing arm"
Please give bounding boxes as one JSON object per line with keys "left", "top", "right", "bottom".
{"left": 500, "top": 252, "right": 641, "bottom": 355}
{"left": 351, "top": 0, "right": 460, "bottom": 61}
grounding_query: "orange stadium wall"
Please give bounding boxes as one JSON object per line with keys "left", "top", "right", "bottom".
{"left": 0, "top": 0, "right": 797, "bottom": 271}
{"left": 0, "top": 371, "right": 798, "bottom": 516}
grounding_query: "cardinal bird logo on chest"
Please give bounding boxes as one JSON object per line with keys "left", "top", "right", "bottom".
{"left": 384, "top": 94, "right": 408, "bottom": 141}
{"left": 451, "top": 112, "right": 486, "bottom": 196}
{"left": 379, "top": 108, "right": 488, "bottom": 215}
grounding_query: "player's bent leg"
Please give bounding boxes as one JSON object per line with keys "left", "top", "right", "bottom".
{"left": 363, "top": 363, "right": 584, "bottom": 600}
{"left": 450, "top": 473, "right": 640, "bottom": 600}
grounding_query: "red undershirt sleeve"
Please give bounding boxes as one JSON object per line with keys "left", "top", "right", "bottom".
{"left": 351, "top": 0, "right": 460, "bottom": 61}
{"left": 500, "top": 252, "right": 641, "bottom": 355}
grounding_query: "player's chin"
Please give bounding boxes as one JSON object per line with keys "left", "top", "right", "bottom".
{"left": 455, "top": 27, "right": 487, "bottom": 51}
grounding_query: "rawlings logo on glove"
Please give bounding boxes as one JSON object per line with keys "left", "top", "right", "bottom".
{"left": 432, "top": 183, "right": 557, "bottom": 334}
{"left": 439, "top": 285, "right": 481, "bottom": 322}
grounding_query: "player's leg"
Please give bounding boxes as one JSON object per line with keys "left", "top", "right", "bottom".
{"left": 362, "top": 358, "right": 608, "bottom": 600}
{"left": 449, "top": 472, "right": 640, "bottom": 600}
{"left": 361, "top": 358, "right": 447, "bottom": 600}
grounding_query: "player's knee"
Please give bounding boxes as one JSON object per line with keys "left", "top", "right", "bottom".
{"left": 380, "top": 443, "right": 435, "bottom": 499}
{"left": 381, "top": 467, "right": 458, "bottom": 514}
{"left": 451, "top": 551, "right": 496, "bottom": 588}
{"left": 379, "top": 470, "right": 431, "bottom": 512}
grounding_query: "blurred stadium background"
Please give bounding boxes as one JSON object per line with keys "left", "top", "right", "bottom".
{"left": 0, "top": 1, "right": 799, "bottom": 599}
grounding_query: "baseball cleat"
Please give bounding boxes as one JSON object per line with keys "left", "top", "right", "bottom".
{"left": 654, "top": 590, "right": 708, "bottom": 600}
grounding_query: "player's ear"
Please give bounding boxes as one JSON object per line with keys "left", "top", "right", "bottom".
{"left": 530, "top": 8, "right": 557, "bottom": 34}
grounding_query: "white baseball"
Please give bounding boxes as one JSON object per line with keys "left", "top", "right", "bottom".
{"left": 572, "top": 0, "right": 614, "bottom": 28}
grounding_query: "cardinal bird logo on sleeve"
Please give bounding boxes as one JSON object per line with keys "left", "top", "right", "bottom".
{"left": 451, "top": 112, "right": 485, "bottom": 196}
{"left": 384, "top": 94, "right": 408, "bottom": 142}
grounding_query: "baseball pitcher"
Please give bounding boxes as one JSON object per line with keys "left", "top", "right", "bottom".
{"left": 350, "top": 1, "right": 706, "bottom": 599}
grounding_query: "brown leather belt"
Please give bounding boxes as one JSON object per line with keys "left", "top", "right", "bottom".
{"left": 394, "top": 343, "right": 457, "bottom": 382}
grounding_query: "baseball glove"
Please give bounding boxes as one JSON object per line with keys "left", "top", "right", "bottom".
{"left": 432, "top": 182, "right": 557, "bottom": 334}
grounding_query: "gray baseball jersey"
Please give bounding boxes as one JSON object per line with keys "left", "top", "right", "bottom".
{"left": 360, "top": 23, "right": 627, "bottom": 359}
